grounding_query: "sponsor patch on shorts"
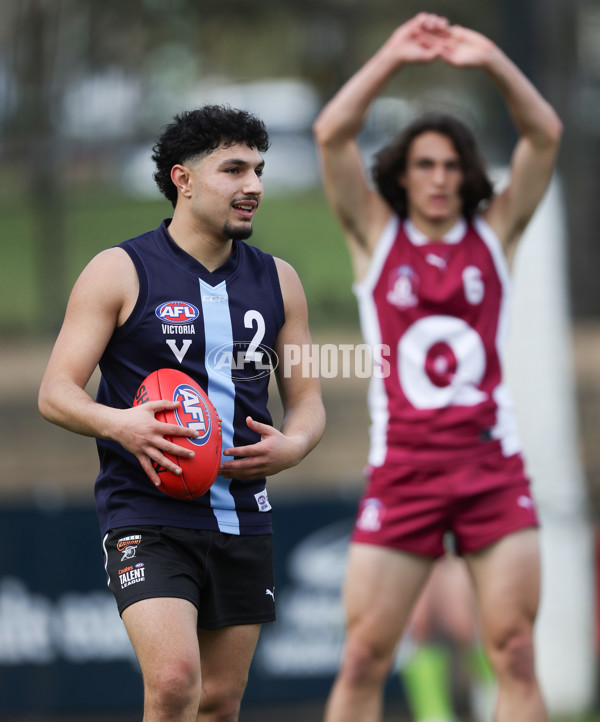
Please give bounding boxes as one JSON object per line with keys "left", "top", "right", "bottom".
{"left": 517, "top": 494, "right": 534, "bottom": 509}
{"left": 117, "top": 534, "right": 142, "bottom": 561}
{"left": 356, "top": 498, "right": 385, "bottom": 532}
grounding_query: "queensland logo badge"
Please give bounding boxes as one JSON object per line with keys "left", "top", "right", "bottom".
{"left": 387, "top": 265, "right": 419, "bottom": 309}
{"left": 173, "top": 384, "right": 212, "bottom": 446}
{"left": 155, "top": 301, "right": 199, "bottom": 324}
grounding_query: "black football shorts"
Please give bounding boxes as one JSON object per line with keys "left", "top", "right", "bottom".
{"left": 102, "top": 525, "right": 276, "bottom": 629}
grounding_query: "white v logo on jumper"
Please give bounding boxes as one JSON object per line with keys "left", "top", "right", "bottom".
{"left": 166, "top": 339, "right": 192, "bottom": 363}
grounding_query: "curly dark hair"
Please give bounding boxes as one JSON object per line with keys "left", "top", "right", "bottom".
{"left": 372, "top": 113, "right": 493, "bottom": 219}
{"left": 152, "top": 104, "right": 270, "bottom": 207}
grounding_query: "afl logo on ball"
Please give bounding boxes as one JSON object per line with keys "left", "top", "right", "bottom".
{"left": 155, "top": 301, "right": 200, "bottom": 323}
{"left": 173, "top": 384, "right": 212, "bottom": 446}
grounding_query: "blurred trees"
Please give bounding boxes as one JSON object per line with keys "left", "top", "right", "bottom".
{"left": 7, "top": 0, "right": 67, "bottom": 333}
{"left": 2, "top": 0, "right": 598, "bottom": 330}
{"left": 5, "top": 0, "right": 175, "bottom": 332}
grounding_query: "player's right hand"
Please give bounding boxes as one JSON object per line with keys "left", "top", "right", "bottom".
{"left": 112, "top": 401, "right": 199, "bottom": 486}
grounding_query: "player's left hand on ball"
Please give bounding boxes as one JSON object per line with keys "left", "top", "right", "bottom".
{"left": 219, "top": 416, "right": 304, "bottom": 479}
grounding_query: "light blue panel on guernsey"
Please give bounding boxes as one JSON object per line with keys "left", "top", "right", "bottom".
{"left": 199, "top": 278, "right": 240, "bottom": 534}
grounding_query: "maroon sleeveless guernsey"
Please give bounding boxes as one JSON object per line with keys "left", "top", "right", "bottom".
{"left": 354, "top": 215, "right": 523, "bottom": 468}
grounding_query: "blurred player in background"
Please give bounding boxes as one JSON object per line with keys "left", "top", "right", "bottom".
{"left": 313, "top": 12, "right": 561, "bottom": 722}
{"left": 39, "top": 104, "right": 325, "bottom": 721}
{"left": 397, "top": 549, "right": 495, "bottom": 722}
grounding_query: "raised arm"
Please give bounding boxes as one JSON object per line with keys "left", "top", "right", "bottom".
{"left": 219, "top": 258, "right": 325, "bottom": 479}
{"left": 38, "top": 248, "right": 199, "bottom": 487}
{"left": 313, "top": 13, "right": 450, "bottom": 266}
{"left": 438, "top": 25, "right": 563, "bottom": 253}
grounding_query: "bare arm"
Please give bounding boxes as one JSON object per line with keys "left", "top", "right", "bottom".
{"left": 219, "top": 258, "right": 325, "bottom": 479}
{"left": 439, "top": 25, "right": 563, "bottom": 254}
{"left": 313, "top": 13, "right": 450, "bottom": 269}
{"left": 38, "top": 248, "right": 199, "bottom": 487}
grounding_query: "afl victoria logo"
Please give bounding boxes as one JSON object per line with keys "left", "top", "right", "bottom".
{"left": 155, "top": 301, "right": 200, "bottom": 323}
{"left": 173, "top": 384, "right": 212, "bottom": 446}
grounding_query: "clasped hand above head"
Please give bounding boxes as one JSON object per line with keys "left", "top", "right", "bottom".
{"left": 387, "top": 12, "right": 497, "bottom": 71}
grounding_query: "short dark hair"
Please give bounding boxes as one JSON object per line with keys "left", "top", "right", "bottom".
{"left": 152, "top": 104, "right": 270, "bottom": 206}
{"left": 372, "top": 113, "right": 493, "bottom": 219}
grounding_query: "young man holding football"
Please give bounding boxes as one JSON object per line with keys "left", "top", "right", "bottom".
{"left": 313, "top": 12, "right": 561, "bottom": 722}
{"left": 39, "top": 104, "right": 325, "bottom": 721}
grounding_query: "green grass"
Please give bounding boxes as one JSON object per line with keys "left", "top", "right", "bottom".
{"left": 259, "top": 189, "right": 358, "bottom": 326}
{"left": 0, "top": 186, "right": 358, "bottom": 333}
{"left": 2, "top": 204, "right": 38, "bottom": 328}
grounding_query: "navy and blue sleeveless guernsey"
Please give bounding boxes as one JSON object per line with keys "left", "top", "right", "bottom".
{"left": 94, "top": 220, "right": 285, "bottom": 537}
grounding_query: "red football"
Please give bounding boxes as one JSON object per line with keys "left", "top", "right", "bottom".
{"left": 133, "top": 368, "right": 222, "bottom": 500}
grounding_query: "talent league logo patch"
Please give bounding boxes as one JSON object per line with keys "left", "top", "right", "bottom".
{"left": 173, "top": 384, "right": 212, "bottom": 446}
{"left": 119, "top": 561, "right": 146, "bottom": 590}
{"left": 155, "top": 300, "right": 199, "bottom": 324}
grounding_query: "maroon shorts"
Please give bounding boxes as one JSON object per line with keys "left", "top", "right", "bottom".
{"left": 351, "top": 450, "right": 539, "bottom": 557}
